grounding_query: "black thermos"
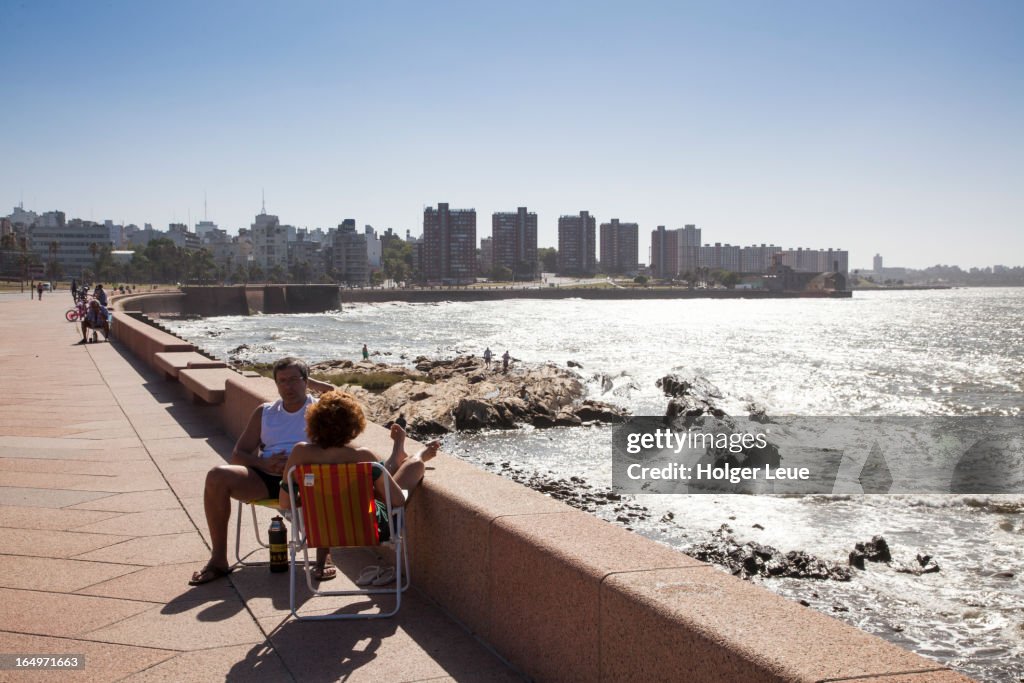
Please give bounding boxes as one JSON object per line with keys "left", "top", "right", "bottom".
{"left": 269, "top": 516, "right": 288, "bottom": 572}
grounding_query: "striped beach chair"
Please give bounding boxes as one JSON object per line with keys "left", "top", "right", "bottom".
{"left": 285, "top": 462, "right": 408, "bottom": 620}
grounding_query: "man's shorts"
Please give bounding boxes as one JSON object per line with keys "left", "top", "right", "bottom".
{"left": 250, "top": 467, "right": 281, "bottom": 498}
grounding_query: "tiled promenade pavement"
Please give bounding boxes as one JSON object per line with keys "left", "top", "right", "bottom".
{"left": 0, "top": 292, "right": 520, "bottom": 683}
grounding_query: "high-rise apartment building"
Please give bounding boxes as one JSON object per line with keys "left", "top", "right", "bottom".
{"left": 479, "top": 236, "right": 493, "bottom": 276}
{"left": 698, "top": 243, "right": 742, "bottom": 272}
{"left": 873, "top": 254, "right": 883, "bottom": 272}
{"left": 330, "top": 220, "right": 369, "bottom": 285}
{"left": 599, "top": 219, "right": 639, "bottom": 275}
{"left": 422, "top": 203, "right": 476, "bottom": 284}
{"left": 650, "top": 226, "right": 677, "bottom": 279}
{"left": 740, "top": 244, "right": 782, "bottom": 274}
{"left": 557, "top": 211, "right": 596, "bottom": 276}
{"left": 776, "top": 247, "right": 848, "bottom": 273}
{"left": 250, "top": 211, "right": 287, "bottom": 272}
{"left": 491, "top": 207, "right": 538, "bottom": 279}
{"left": 649, "top": 224, "right": 702, "bottom": 278}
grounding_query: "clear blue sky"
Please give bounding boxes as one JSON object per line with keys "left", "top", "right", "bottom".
{"left": 2, "top": 0, "right": 1021, "bottom": 268}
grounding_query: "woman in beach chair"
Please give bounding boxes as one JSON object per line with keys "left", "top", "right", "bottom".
{"left": 278, "top": 390, "right": 439, "bottom": 582}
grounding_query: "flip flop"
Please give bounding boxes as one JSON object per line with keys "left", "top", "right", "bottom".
{"left": 355, "top": 565, "right": 381, "bottom": 586}
{"left": 372, "top": 566, "right": 396, "bottom": 586}
{"left": 188, "top": 563, "right": 232, "bottom": 586}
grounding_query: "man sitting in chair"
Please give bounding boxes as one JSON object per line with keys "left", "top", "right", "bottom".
{"left": 277, "top": 389, "right": 439, "bottom": 584}
{"left": 189, "top": 356, "right": 334, "bottom": 585}
{"left": 79, "top": 299, "right": 110, "bottom": 344}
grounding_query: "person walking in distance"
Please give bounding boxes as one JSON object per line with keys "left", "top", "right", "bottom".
{"left": 502, "top": 350, "right": 511, "bottom": 374}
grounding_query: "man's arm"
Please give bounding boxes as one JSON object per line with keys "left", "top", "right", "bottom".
{"left": 230, "top": 405, "right": 264, "bottom": 468}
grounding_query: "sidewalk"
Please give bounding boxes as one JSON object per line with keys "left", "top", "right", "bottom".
{"left": 0, "top": 292, "right": 520, "bottom": 682}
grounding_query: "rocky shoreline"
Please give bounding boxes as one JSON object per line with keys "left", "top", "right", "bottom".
{"left": 233, "top": 346, "right": 943, "bottom": 587}
{"left": 305, "top": 355, "right": 629, "bottom": 437}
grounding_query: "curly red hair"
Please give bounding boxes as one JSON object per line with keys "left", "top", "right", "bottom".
{"left": 305, "top": 390, "right": 367, "bottom": 448}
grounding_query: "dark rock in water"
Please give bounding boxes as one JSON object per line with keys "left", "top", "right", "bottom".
{"left": 849, "top": 536, "right": 892, "bottom": 569}
{"left": 658, "top": 374, "right": 733, "bottom": 427}
{"left": 657, "top": 374, "right": 723, "bottom": 400}
{"left": 413, "top": 419, "right": 450, "bottom": 436}
{"left": 993, "top": 570, "right": 1014, "bottom": 579}
{"left": 848, "top": 549, "right": 866, "bottom": 570}
{"left": 894, "top": 553, "right": 940, "bottom": 575}
{"left": 575, "top": 400, "right": 628, "bottom": 423}
{"left": 688, "top": 525, "right": 851, "bottom": 581}
{"left": 567, "top": 360, "right": 583, "bottom": 368}
{"left": 747, "top": 401, "right": 770, "bottom": 424}
{"left": 798, "top": 599, "right": 811, "bottom": 607}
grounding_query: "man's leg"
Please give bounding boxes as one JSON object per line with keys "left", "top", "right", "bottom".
{"left": 79, "top": 321, "right": 88, "bottom": 342}
{"left": 192, "top": 465, "right": 270, "bottom": 581}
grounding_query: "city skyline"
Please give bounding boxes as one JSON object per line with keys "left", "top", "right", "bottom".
{"left": 2, "top": 1, "right": 1021, "bottom": 269}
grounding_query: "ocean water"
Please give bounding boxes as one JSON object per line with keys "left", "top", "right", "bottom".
{"left": 166, "top": 287, "right": 1024, "bottom": 682}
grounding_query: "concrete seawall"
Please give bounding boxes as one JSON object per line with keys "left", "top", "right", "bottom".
{"left": 110, "top": 291, "right": 967, "bottom": 682}
{"left": 120, "top": 285, "right": 850, "bottom": 318}
{"left": 342, "top": 287, "right": 851, "bottom": 305}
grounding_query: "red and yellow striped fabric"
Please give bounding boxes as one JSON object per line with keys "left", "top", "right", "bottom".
{"left": 295, "top": 463, "right": 380, "bottom": 548}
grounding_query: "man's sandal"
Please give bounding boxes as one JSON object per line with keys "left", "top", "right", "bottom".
{"left": 188, "top": 563, "right": 233, "bottom": 586}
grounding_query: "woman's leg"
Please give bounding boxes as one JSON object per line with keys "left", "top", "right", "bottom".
{"left": 392, "top": 440, "right": 439, "bottom": 494}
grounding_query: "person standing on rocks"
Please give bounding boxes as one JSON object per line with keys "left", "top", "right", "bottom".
{"left": 483, "top": 347, "right": 493, "bottom": 367}
{"left": 362, "top": 343, "right": 369, "bottom": 361}
{"left": 502, "top": 350, "right": 511, "bottom": 373}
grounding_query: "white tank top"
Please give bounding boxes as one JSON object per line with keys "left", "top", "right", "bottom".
{"left": 260, "top": 395, "right": 315, "bottom": 457}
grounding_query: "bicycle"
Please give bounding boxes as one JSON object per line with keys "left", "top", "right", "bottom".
{"left": 66, "top": 299, "right": 88, "bottom": 322}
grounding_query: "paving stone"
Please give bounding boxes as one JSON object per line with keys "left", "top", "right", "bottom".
{"left": 0, "top": 632, "right": 176, "bottom": 683}
{"left": 72, "top": 531, "right": 211, "bottom": 566}
{"left": 0, "top": 587, "right": 155, "bottom": 637}
{"left": 2, "top": 527, "right": 131, "bottom": 558}
{"left": 0, "top": 486, "right": 114, "bottom": 509}
{"left": 0, "top": 555, "right": 141, "bottom": 592}
{"left": 73, "top": 508, "right": 197, "bottom": 537}
{"left": 77, "top": 562, "right": 238, "bottom": 603}
{"left": 83, "top": 596, "right": 266, "bottom": 651}
{"left": 67, "top": 490, "right": 182, "bottom": 513}
{"left": 121, "top": 643, "right": 292, "bottom": 683}
{"left": 0, "top": 504, "right": 121, "bottom": 530}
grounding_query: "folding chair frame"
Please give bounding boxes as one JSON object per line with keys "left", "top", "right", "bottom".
{"left": 285, "top": 462, "right": 410, "bottom": 620}
{"left": 233, "top": 498, "right": 282, "bottom": 567}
